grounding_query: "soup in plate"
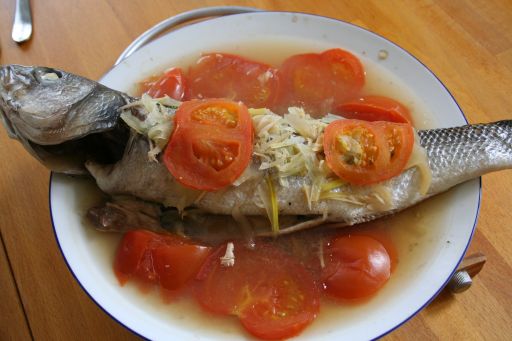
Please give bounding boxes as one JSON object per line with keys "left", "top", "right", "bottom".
{"left": 80, "top": 37, "right": 450, "bottom": 340}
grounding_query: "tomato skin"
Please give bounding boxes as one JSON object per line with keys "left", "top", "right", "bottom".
{"left": 278, "top": 48, "right": 365, "bottom": 116}
{"left": 114, "top": 230, "right": 155, "bottom": 285}
{"left": 322, "top": 235, "right": 391, "bottom": 300}
{"left": 187, "top": 53, "right": 280, "bottom": 108}
{"left": 194, "top": 245, "right": 236, "bottom": 314}
{"left": 323, "top": 119, "right": 388, "bottom": 185}
{"left": 164, "top": 99, "right": 253, "bottom": 191}
{"left": 114, "top": 230, "right": 212, "bottom": 293}
{"left": 376, "top": 121, "right": 414, "bottom": 181}
{"left": 323, "top": 119, "right": 414, "bottom": 185}
{"left": 240, "top": 300, "right": 318, "bottom": 340}
{"left": 195, "top": 242, "right": 320, "bottom": 340}
{"left": 152, "top": 243, "right": 211, "bottom": 291}
{"left": 321, "top": 48, "right": 365, "bottom": 93}
{"left": 141, "top": 68, "right": 187, "bottom": 100}
{"left": 278, "top": 52, "right": 327, "bottom": 112}
{"left": 336, "top": 95, "right": 413, "bottom": 124}
{"left": 347, "top": 222, "right": 399, "bottom": 273}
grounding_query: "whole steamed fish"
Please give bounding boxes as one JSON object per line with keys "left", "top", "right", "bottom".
{"left": 1, "top": 65, "right": 511, "bottom": 235}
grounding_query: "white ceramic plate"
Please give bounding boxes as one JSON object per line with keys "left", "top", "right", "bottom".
{"left": 50, "top": 11, "right": 480, "bottom": 341}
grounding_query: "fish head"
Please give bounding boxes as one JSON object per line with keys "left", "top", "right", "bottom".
{"left": 0, "top": 65, "right": 131, "bottom": 174}
{"left": 0, "top": 66, "right": 75, "bottom": 140}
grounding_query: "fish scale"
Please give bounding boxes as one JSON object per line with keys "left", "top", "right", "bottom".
{"left": 418, "top": 121, "right": 512, "bottom": 196}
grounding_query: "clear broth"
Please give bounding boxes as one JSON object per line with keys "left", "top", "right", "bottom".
{"left": 81, "top": 37, "right": 453, "bottom": 338}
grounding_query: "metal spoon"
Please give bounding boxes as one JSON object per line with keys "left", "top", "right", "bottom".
{"left": 446, "top": 252, "right": 486, "bottom": 294}
{"left": 12, "top": 0, "right": 32, "bottom": 43}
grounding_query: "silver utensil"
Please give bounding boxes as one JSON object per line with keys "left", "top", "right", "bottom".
{"left": 12, "top": 0, "right": 32, "bottom": 43}
{"left": 446, "top": 252, "right": 486, "bottom": 294}
{"left": 115, "top": 6, "right": 261, "bottom": 65}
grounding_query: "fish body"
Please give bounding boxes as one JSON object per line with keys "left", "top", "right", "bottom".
{"left": 1, "top": 65, "right": 511, "bottom": 234}
{"left": 85, "top": 121, "right": 512, "bottom": 233}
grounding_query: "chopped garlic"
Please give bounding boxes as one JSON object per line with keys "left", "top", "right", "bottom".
{"left": 220, "top": 242, "right": 235, "bottom": 267}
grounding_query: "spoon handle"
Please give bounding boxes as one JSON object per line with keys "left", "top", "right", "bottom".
{"left": 12, "top": 0, "right": 32, "bottom": 43}
{"left": 115, "top": 6, "right": 261, "bottom": 65}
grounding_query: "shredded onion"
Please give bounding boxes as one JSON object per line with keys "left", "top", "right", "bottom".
{"left": 120, "top": 94, "right": 180, "bottom": 161}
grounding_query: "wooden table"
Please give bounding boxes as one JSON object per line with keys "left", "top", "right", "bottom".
{"left": 1, "top": 0, "right": 511, "bottom": 340}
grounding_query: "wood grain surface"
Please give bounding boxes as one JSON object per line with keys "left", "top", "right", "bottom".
{"left": 0, "top": 0, "right": 511, "bottom": 340}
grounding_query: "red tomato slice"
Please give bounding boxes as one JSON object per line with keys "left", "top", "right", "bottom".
{"left": 152, "top": 243, "right": 212, "bottom": 292}
{"left": 323, "top": 119, "right": 388, "bottom": 185}
{"left": 347, "top": 225, "right": 398, "bottom": 273}
{"left": 140, "top": 67, "right": 187, "bottom": 100}
{"left": 321, "top": 234, "right": 391, "bottom": 300}
{"left": 326, "top": 221, "right": 399, "bottom": 272}
{"left": 278, "top": 48, "right": 365, "bottom": 116}
{"left": 187, "top": 53, "right": 280, "bottom": 108}
{"left": 195, "top": 242, "right": 320, "bottom": 340}
{"left": 114, "top": 230, "right": 211, "bottom": 293}
{"left": 321, "top": 49, "right": 365, "bottom": 92}
{"left": 377, "top": 121, "right": 415, "bottom": 181}
{"left": 114, "top": 230, "right": 155, "bottom": 285}
{"left": 323, "top": 119, "right": 413, "bottom": 185}
{"left": 336, "top": 95, "right": 413, "bottom": 124}
{"left": 164, "top": 99, "right": 253, "bottom": 191}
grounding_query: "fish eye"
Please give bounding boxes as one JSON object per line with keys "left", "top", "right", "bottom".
{"left": 34, "top": 68, "right": 62, "bottom": 82}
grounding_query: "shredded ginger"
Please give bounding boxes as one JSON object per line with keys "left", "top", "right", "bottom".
{"left": 220, "top": 242, "right": 235, "bottom": 267}
{"left": 250, "top": 107, "right": 335, "bottom": 208}
{"left": 120, "top": 94, "right": 180, "bottom": 161}
{"left": 256, "top": 175, "right": 280, "bottom": 234}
